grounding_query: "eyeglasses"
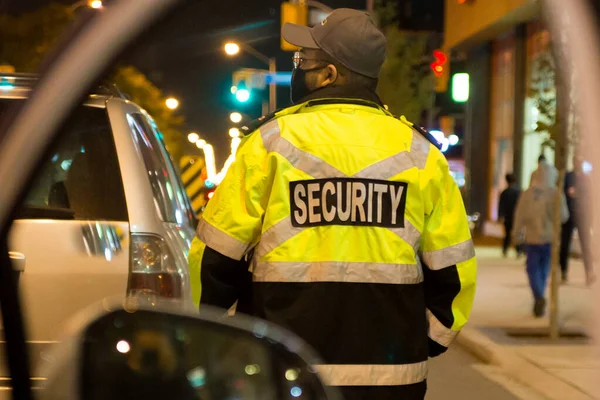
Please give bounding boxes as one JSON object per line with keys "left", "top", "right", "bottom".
{"left": 292, "top": 52, "right": 329, "bottom": 69}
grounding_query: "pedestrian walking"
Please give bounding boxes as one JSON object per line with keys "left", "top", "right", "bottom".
{"left": 498, "top": 173, "right": 521, "bottom": 257}
{"left": 188, "top": 9, "right": 477, "bottom": 400}
{"left": 532, "top": 154, "right": 558, "bottom": 188}
{"left": 560, "top": 155, "right": 596, "bottom": 285}
{"left": 513, "top": 170, "right": 569, "bottom": 317}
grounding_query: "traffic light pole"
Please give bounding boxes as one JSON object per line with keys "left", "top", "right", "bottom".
{"left": 269, "top": 58, "right": 277, "bottom": 113}
{"left": 239, "top": 43, "right": 277, "bottom": 113}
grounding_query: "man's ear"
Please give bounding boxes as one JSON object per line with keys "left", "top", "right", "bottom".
{"left": 318, "top": 64, "right": 338, "bottom": 88}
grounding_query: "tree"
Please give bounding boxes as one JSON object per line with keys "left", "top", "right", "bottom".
{"left": 111, "top": 66, "right": 185, "bottom": 159}
{"left": 375, "top": 1, "right": 434, "bottom": 124}
{"left": 529, "top": 48, "right": 558, "bottom": 152}
{"left": 528, "top": 40, "right": 578, "bottom": 340}
{"left": 0, "top": 3, "right": 185, "bottom": 160}
{"left": 0, "top": 4, "right": 73, "bottom": 72}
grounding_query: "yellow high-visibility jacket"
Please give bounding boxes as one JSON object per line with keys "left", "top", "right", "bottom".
{"left": 189, "top": 97, "right": 476, "bottom": 394}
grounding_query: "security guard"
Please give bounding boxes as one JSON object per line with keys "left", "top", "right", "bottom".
{"left": 189, "top": 8, "right": 476, "bottom": 400}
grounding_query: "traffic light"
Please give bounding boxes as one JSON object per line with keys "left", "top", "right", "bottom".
{"left": 281, "top": 2, "right": 308, "bottom": 51}
{"left": 430, "top": 50, "right": 447, "bottom": 77}
{"left": 235, "top": 89, "right": 250, "bottom": 103}
{"left": 231, "top": 81, "right": 251, "bottom": 103}
{"left": 431, "top": 50, "right": 450, "bottom": 93}
{"left": 452, "top": 73, "right": 470, "bottom": 102}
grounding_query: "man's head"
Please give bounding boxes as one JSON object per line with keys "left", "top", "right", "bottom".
{"left": 538, "top": 154, "right": 546, "bottom": 164}
{"left": 282, "top": 8, "right": 386, "bottom": 103}
{"left": 505, "top": 173, "right": 516, "bottom": 185}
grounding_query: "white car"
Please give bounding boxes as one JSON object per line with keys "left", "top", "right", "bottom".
{"left": 1, "top": 74, "right": 196, "bottom": 373}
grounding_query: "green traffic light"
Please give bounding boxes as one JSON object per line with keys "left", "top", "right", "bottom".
{"left": 235, "top": 89, "right": 250, "bottom": 103}
{"left": 452, "top": 73, "right": 469, "bottom": 102}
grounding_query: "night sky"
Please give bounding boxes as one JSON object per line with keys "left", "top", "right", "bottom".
{"left": 127, "top": 0, "right": 370, "bottom": 163}
{"left": 0, "top": 0, "right": 369, "bottom": 164}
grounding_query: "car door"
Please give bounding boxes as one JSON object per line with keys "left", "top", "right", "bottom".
{"left": 106, "top": 98, "right": 196, "bottom": 303}
{"left": 6, "top": 101, "right": 131, "bottom": 378}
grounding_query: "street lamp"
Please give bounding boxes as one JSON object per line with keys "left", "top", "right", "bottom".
{"left": 224, "top": 41, "right": 277, "bottom": 113}
{"left": 196, "top": 139, "right": 207, "bottom": 149}
{"left": 224, "top": 42, "right": 240, "bottom": 56}
{"left": 188, "top": 132, "right": 199, "bottom": 143}
{"left": 229, "top": 128, "right": 241, "bottom": 138}
{"left": 165, "top": 97, "right": 179, "bottom": 110}
{"left": 70, "top": 0, "right": 103, "bottom": 11}
{"left": 230, "top": 112, "right": 242, "bottom": 123}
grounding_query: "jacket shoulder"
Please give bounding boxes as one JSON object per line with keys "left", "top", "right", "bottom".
{"left": 397, "top": 115, "right": 442, "bottom": 151}
{"left": 240, "top": 111, "right": 278, "bottom": 136}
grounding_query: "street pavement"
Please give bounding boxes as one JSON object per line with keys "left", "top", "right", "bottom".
{"left": 428, "top": 345, "right": 531, "bottom": 399}
{"left": 455, "top": 245, "right": 599, "bottom": 400}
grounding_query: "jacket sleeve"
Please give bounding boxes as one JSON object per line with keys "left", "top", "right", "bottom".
{"left": 188, "top": 130, "right": 271, "bottom": 311}
{"left": 420, "top": 146, "right": 477, "bottom": 357}
{"left": 511, "top": 192, "right": 526, "bottom": 241}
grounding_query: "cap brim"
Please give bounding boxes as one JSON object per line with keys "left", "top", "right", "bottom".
{"left": 282, "top": 23, "right": 319, "bottom": 49}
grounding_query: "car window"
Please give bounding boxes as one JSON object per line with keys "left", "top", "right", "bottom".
{"left": 3, "top": 99, "right": 128, "bottom": 222}
{"left": 127, "top": 113, "right": 194, "bottom": 226}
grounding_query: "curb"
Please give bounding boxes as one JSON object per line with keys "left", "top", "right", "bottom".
{"left": 456, "top": 326, "right": 595, "bottom": 400}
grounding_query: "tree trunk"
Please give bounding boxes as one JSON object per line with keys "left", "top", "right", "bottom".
{"left": 549, "top": 169, "right": 564, "bottom": 340}
{"left": 549, "top": 70, "right": 568, "bottom": 341}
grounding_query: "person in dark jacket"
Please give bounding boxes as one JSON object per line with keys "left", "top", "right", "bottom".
{"left": 560, "top": 156, "right": 596, "bottom": 285}
{"left": 498, "top": 173, "right": 521, "bottom": 257}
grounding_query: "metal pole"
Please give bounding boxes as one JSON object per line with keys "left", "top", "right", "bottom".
{"left": 550, "top": 170, "right": 565, "bottom": 340}
{"left": 241, "top": 43, "right": 270, "bottom": 65}
{"left": 269, "top": 57, "right": 277, "bottom": 113}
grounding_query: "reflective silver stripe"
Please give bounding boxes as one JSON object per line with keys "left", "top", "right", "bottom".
{"left": 427, "top": 309, "right": 458, "bottom": 347}
{"left": 388, "top": 219, "right": 422, "bottom": 251}
{"left": 272, "top": 137, "right": 346, "bottom": 179}
{"left": 351, "top": 133, "right": 431, "bottom": 180}
{"left": 260, "top": 120, "right": 346, "bottom": 179}
{"left": 354, "top": 151, "right": 415, "bottom": 180}
{"left": 421, "top": 239, "right": 475, "bottom": 270}
{"left": 255, "top": 120, "right": 427, "bottom": 264}
{"left": 315, "top": 362, "right": 428, "bottom": 386}
{"left": 259, "top": 120, "right": 281, "bottom": 151}
{"left": 253, "top": 261, "right": 423, "bottom": 284}
{"left": 255, "top": 217, "right": 303, "bottom": 259}
{"left": 196, "top": 219, "right": 250, "bottom": 260}
{"left": 409, "top": 131, "right": 431, "bottom": 170}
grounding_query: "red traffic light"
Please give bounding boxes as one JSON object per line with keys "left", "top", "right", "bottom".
{"left": 431, "top": 50, "right": 447, "bottom": 77}
{"left": 433, "top": 50, "right": 447, "bottom": 64}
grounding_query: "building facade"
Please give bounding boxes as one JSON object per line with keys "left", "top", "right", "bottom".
{"left": 444, "top": 0, "right": 554, "bottom": 227}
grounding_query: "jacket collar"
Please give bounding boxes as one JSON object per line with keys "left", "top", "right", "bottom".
{"left": 295, "top": 84, "right": 384, "bottom": 107}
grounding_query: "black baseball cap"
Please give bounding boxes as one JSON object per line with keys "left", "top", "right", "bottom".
{"left": 282, "top": 8, "right": 386, "bottom": 79}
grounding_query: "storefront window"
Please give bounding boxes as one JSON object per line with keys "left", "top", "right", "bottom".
{"left": 489, "top": 32, "right": 516, "bottom": 221}
{"left": 522, "top": 22, "right": 554, "bottom": 188}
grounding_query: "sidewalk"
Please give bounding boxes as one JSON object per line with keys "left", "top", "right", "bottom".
{"left": 457, "top": 246, "right": 599, "bottom": 400}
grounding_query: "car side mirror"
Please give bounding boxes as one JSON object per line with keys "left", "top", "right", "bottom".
{"left": 39, "top": 304, "right": 339, "bottom": 400}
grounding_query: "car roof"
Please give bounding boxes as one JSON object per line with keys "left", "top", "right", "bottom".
{"left": 0, "top": 73, "right": 126, "bottom": 108}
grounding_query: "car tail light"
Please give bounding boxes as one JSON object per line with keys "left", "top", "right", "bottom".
{"left": 128, "top": 234, "right": 183, "bottom": 299}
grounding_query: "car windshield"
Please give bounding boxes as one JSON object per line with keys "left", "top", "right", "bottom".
{"left": 1, "top": 1, "right": 600, "bottom": 400}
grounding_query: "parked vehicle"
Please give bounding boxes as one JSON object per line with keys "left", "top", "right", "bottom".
{"left": 1, "top": 74, "right": 197, "bottom": 378}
